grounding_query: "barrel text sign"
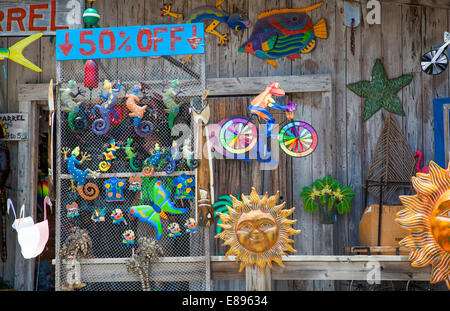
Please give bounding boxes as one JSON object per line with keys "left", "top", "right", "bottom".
{"left": 0, "top": 113, "right": 28, "bottom": 141}
{"left": 0, "top": 0, "right": 84, "bottom": 36}
{"left": 56, "top": 23, "right": 205, "bottom": 61}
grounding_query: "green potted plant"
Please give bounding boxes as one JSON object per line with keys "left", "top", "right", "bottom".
{"left": 300, "top": 176, "right": 355, "bottom": 224}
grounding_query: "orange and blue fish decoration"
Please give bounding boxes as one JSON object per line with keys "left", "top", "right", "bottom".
{"left": 129, "top": 180, "right": 187, "bottom": 240}
{"left": 239, "top": 2, "right": 327, "bottom": 68}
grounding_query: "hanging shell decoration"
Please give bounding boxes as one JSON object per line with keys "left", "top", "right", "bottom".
{"left": 396, "top": 161, "right": 450, "bottom": 289}
{"left": 215, "top": 187, "right": 300, "bottom": 273}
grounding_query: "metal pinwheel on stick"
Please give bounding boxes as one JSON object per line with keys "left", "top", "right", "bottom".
{"left": 421, "top": 32, "right": 450, "bottom": 75}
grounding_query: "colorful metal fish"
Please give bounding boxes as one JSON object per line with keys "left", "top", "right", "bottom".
{"left": 129, "top": 180, "right": 188, "bottom": 240}
{"left": 239, "top": 2, "right": 327, "bottom": 68}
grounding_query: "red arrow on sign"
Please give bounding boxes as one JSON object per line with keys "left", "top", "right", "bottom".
{"left": 59, "top": 32, "right": 73, "bottom": 57}
{"left": 187, "top": 25, "right": 202, "bottom": 50}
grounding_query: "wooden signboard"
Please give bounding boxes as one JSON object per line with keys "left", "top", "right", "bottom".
{"left": 56, "top": 23, "right": 205, "bottom": 60}
{"left": 0, "top": 0, "right": 84, "bottom": 36}
{"left": 0, "top": 113, "right": 28, "bottom": 140}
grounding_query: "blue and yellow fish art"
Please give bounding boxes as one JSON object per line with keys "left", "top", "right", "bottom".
{"left": 239, "top": 2, "right": 327, "bottom": 68}
{"left": 129, "top": 180, "right": 187, "bottom": 240}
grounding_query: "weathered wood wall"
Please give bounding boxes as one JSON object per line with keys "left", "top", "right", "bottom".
{"left": 0, "top": 0, "right": 449, "bottom": 291}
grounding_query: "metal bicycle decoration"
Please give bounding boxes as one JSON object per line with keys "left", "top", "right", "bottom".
{"left": 421, "top": 32, "right": 450, "bottom": 75}
{"left": 218, "top": 83, "right": 318, "bottom": 158}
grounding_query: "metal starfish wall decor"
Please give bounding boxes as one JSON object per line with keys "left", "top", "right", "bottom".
{"left": 347, "top": 59, "right": 413, "bottom": 121}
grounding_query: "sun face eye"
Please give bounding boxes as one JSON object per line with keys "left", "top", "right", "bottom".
{"left": 259, "top": 221, "right": 274, "bottom": 231}
{"left": 238, "top": 222, "right": 253, "bottom": 232}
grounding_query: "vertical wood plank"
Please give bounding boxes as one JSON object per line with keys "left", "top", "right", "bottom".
{"left": 218, "top": 0, "right": 250, "bottom": 78}
{"left": 422, "top": 7, "right": 449, "bottom": 164}
{"left": 402, "top": 5, "right": 422, "bottom": 170}
{"left": 361, "top": 0, "right": 382, "bottom": 206}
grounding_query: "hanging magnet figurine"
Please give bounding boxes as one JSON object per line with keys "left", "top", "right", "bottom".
{"left": 122, "top": 230, "right": 135, "bottom": 247}
{"left": 91, "top": 80, "right": 123, "bottom": 135}
{"left": 123, "top": 138, "right": 143, "bottom": 172}
{"left": 128, "top": 176, "right": 142, "bottom": 192}
{"left": 184, "top": 218, "right": 198, "bottom": 234}
{"left": 182, "top": 138, "right": 199, "bottom": 169}
{"left": 61, "top": 146, "right": 100, "bottom": 201}
{"left": 111, "top": 208, "right": 127, "bottom": 225}
{"left": 167, "top": 222, "right": 182, "bottom": 239}
{"left": 125, "top": 83, "right": 154, "bottom": 137}
{"left": 91, "top": 207, "right": 106, "bottom": 222}
{"left": 60, "top": 80, "right": 87, "bottom": 132}
{"left": 98, "top": 138, "right": 122, "bottom": 172}
{"left": 66, "top": 202, "right": 80, "bottom": 218}
{"left": 104, "top": 177, "right": 126, "bottom": 202}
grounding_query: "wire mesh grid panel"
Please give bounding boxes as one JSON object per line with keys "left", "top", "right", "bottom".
{"left": 55, "top": 54, "right": 208, "bottom": 291}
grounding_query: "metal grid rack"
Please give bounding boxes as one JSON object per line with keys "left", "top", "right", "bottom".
{"left": 54, "top": 53, "right": 209, "bottom": 291}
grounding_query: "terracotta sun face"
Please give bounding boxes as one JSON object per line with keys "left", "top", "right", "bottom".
{"left": 215, "top": 188, "right": 300, "bottom": 273}
{"left": 397, "top": 161, "right": 450, "bottom": 289}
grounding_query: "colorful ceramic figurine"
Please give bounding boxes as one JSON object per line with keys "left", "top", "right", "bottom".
{"left": 239, "top": 2, "right": 327, "bottom": 68}
{"left": 161, "top": 0, "right": 250, "bottom": 62}
{"left": 104, "top": 177, "right": 126, "bottom": 202}
{"left": 111, "top": 208, "right": 127, "bottom": 224}
{"left": 66, "top": 202, "right": 80, "bottom": 218}
{"left": 184, "top": 218, "right": 198, "bottom": 234}
{"left": 91, "top": 207, "right": 106, "bottom": 222}
{"left": 173, "top": 174, "right": 195, "bottom": 200}
{"left": 0, "top": 33, "right": 43, "bottom": 72}
{"left": 182, "top": 138, "right": 200, "bottom": 169}
{"left": 162, "top": 80, "right": 183, "bottom": 129}
{"left": 91, "top": 80, "right": 123, "bottom": 135}
{"left": 125, "top": 83, "right": 153, "bottom": 137}
{"left": 122, "top": 230, "right": 135, "bottom": 247}
{"left": 99, "top": 138, "right": 122, "bottom": 172}
{"left": 129, "top": 180, "right": 188, "bottom": 240}
{"left": 167, "top": 222, "right": 182, "bottom": 239}
{"left": 61, "top": 147, "right": 100, "bottom": 201}
{"left": 60, "top": 80, "right": 87, "bottom": 132}
{"left": 123, "top": 138, "right": 142, "bottom": 172}
{"left": 128, "top": 176, "right": 142, "bottom": 192}
{"left": 142, "top": 144, "right": 164, "bottom": 177}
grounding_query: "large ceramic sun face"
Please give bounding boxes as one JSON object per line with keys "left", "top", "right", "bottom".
{"left": 397, "top": 161, "right": 450, "bottom": 289}
{"left": 215, "top": 188, "right": 300, "bottom": 273}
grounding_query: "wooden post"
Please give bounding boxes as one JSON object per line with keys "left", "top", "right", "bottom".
{"left": 245, "top": 265, "right": 271, "bottom": 291}
{"left": 15, "top": 100, "right": 38, "bottom": 291}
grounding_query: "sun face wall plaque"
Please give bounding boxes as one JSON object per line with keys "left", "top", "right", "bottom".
{"left": 215, "top": 187, "right": 300, "bottom": 273}
{"left": 396, "top": 161, "right": 450, "bottom": 289}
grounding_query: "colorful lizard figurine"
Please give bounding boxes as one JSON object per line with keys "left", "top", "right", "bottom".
{"left": 60, "top": 80, "right": 87, "bottom": 132}
{"left": 162, "top": 80, "right": 183, "bottom": 129}
{"left": 61, "top": 146, "right": 100, "bottom": 201}
{"left": 182, "top": 138, "right": 199, "bottom": 169}
{"left": 91, "top": 80, "right": 122, "bottom": 135}
{"left": 125, "top": 83, "right": 153, "bottom": 137}
{"left": 161, "top": 0, "right": 251, "bottom": 63}
{"left": 98, "top": 138, "right": 122, "bottom": 172}
{"left": 123, "top": 138, "right": 142, "bottom": 172}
